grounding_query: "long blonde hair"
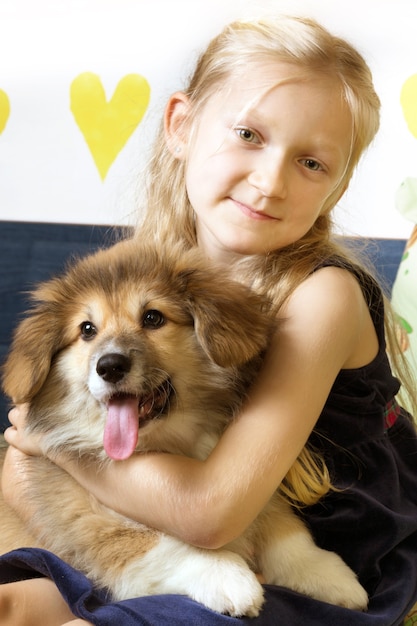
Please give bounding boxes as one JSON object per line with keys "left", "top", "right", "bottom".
{"left": 135, "top": 16, "right": 415, "bottom": 506}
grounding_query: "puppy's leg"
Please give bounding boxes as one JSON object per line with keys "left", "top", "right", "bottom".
{"left": 0, "top": 445, "right": 38, "bottom": 554}
{"left": 256, "top": 499, "right": 368, "bottom": 610}
{"left": 0, "top": 498, "right": 36, "bottom": 554}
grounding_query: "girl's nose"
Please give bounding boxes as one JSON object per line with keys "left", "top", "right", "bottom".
{"left": 248, "top": 154, "right": 287, "bottom": 199}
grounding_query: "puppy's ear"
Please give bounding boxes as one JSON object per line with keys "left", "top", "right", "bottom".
{"left": 185, "top": 271, "right": 273, "bottom": 368}
{"left": 2, "top": 295, "right": 66, "bottom": 403}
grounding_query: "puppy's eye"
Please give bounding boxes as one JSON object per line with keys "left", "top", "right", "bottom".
{"left": 80, "top": 321, "right": 97, "bottom": 340}
{"left": 142, "top": 309, "right": 165, "bottom": 329}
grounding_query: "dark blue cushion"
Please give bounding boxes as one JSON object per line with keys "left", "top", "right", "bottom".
{"left": 359, "top": 237, "right": 406, "bottom": 294}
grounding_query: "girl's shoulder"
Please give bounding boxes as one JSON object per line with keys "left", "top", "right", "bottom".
{"left": 283, "top": 262, "right": 381, "bottom": 371}
{"left": 292, "top": 259, "right": 378, "bottom": 316}
{"left": 315, "top": 255, "right": 383, "bottom": 301}
{"left": 314, "top": 255, "right": 385, "bottom": 327}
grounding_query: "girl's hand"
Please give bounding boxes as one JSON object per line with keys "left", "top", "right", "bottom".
{"left": 4, "top": 404, "right": 44, "bottom": 456}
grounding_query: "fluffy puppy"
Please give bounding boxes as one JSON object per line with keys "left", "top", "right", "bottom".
{"left": 0, "top": 239, "right": 368, "bottom": 616}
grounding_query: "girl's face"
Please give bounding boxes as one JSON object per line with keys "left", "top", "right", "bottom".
{"left": 171, "top": 63, "right": 353, "bottom": 263}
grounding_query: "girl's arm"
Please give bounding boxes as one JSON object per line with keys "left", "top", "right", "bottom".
{"left": 3, "top": 267, "right": 378, "bottom": 549}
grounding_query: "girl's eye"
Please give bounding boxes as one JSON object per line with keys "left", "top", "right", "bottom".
{"left": 301, "top": 158, "right": 323, "bottom": 172}
{"left": 236, "top": 127, "right": 259, "bottom": 144}
{"left": 80, "top": 321, "right": 97, "bottom": 341}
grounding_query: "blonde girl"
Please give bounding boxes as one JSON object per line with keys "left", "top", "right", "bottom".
{"left": 2, "top": 15, "right": 417, "bottom": 626}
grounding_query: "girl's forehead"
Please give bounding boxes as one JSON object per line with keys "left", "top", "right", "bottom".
{"left": 218, "top": 61, "right": 341, "bottom": 107}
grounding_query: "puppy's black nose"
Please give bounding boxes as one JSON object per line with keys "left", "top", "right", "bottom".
{"left": 96, "top": 353, "right": 132, "bottom": 383}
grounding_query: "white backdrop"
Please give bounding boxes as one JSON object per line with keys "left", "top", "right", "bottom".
{"left": 0, "top": 0, "right": 416, "bottom": 238}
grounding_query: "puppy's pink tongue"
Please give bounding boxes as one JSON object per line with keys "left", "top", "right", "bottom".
{"left": 104, "top": 396, "right": 139, "bottom": 461}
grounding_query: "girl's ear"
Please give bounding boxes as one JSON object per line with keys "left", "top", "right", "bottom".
{"left": 164, "top": 92, "right": 191, "bottom": 158}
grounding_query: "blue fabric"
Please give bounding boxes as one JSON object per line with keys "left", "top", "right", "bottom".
{"left": 0, "top": 547, "right": 412, "bottom": 625}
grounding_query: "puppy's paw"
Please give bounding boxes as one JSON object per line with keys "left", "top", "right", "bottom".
{"left": 311, "top": 551, "right": 368, "bottom": 610}
{"left": 273, "top": 548, "right": 368, "bottom": 611}
{"left": 189, "top": 552, "right": 264, "bottom": 617}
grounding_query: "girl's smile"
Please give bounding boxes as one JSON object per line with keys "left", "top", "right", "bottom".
{"left": 174, "top": 63, "right": 353, "bottom": 263}
{"left": 229, "top": 198, "right": 280, "bottom": 222}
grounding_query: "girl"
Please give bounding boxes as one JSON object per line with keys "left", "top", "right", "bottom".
{"left": 1, "top": 15, "right": 417, "bottom": 626}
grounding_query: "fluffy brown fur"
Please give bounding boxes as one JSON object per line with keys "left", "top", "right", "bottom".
{"left": 0, "top": 240, "right": 368, "bottom": 616}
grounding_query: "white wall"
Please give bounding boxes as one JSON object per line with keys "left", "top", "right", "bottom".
{"left": 0, "top": 0, "right": 416, "bottom": 238}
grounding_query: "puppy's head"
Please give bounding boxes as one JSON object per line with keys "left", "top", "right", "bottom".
{"left": 2, "top": 240, "right": 273, "bottom": 458}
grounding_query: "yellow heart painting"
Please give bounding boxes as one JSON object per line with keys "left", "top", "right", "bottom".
{"left": 401, "top": 74, "right": 417, "bottom": 139}
{"left": 70, "top": 72, "right": 151, "bottom": 180}
{"left": 0, "top": 89, "right": 10, "bottom": 134}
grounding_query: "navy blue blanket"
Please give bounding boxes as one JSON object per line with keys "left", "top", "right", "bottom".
{"left": 0, "top": 547, "right": 412, "bottom": 625}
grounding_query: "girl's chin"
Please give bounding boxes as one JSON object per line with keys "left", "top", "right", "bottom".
{"left": 198, "top": 223, "right": 285, "bottom": 259}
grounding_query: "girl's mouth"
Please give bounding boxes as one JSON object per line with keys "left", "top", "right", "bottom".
{"left": 231, "top": 198, "right": 278, "bottom": 221}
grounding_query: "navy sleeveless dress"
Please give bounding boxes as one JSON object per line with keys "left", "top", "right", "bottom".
{"left": 1, "top": 260, "right": 417, "bottom": 625}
